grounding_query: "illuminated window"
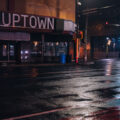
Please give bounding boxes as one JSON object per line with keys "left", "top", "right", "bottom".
{"left": 3, "top": 45, "right": 7, "bottom": 56}
{"left": 10, "top": 45, "right": 14, "bottom": 56}
{"left": 33, "top": 41, "right": 38, "bottom": 47}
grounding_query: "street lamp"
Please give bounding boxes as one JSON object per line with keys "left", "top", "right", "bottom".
{"left": 76, "top": 0, "right": 82, "bottom": 29}
{"left": 76, "top": 0, "right": 89, "bottom": 63}
{"left": 77, "top": 1, "right": 82, "bottom": 6}
{"left": 75, "top": 0, "right": 82, "bottom": 63}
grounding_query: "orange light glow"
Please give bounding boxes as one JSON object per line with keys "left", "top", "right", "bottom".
{"left": 4, "top": 45, "right": 7, "bottom": 49}
{"left": 86, "top": 43, "right": 91, "bottom": 50}
{"left": 33, "top": 41, "right": 38, "bottom": 47}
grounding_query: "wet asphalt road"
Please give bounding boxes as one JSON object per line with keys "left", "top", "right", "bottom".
{"left": 0, "top": 59, "right": 120, "bottom": 120}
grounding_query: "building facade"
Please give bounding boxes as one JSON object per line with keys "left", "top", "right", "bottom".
{"left": 0, "top": 0, "right": 75, "bottom": 63}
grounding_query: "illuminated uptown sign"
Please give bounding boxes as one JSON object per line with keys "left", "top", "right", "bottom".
{"left": 0, "top": 11, "right": 55, "bottom": 30}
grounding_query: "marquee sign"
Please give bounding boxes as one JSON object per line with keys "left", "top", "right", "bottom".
{"left": 0, "top": 11, "right": 55, "bottom": 30}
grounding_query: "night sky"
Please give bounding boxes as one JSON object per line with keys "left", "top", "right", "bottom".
{"left": 85, "top": 0, "right": 120, "bottom": 8}
{"left": 78, "top": 0, "right": 120, "bottom": 29}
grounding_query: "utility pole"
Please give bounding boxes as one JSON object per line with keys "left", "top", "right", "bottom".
{"left": 84, "top": 14, "right": 88, "bottom": 62}
{"left": 75, "top": 0, "right": 81, "bottom": 63}
{"left": 75, "top": 0, "right": 78, "bottom": 63}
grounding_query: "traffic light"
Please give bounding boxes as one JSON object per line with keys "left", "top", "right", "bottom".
{"left": 106, "top": 21, "right": 109, "bottom": 25}
{"left": 79, "top": 31, "right": 83, "bottom": 39}
{"left": 77, "top": 30, "right": 83, "bottom": 39}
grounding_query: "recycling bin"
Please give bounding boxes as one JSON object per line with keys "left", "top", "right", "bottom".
{"left": 60, "top": 54, "right": 66, "bottom": 64}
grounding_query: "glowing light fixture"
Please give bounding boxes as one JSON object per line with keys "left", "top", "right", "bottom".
{"left": 107, "top": 40, "right": 111, "bottom": 46}
{"left": 77, "top": 1, "right": 82, "bottom": 6}
{"left": 33, "top": 41, "right": 38, "bottom": 47}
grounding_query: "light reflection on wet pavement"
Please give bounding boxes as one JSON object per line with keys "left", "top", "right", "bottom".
{"left": 1, "top": 59, "right": 120, "bottom": 120}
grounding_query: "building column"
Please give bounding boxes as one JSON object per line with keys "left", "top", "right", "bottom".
{"left": 42, "top": 34, "right": 45, "bottom": 63}
{"left": 84, "top": 14, "right": 88, "bottom": 62}
{"left": 42, "top": 34, "right": 45, "bottom": 56}
{"left": 66, "top": 42, "right": 70, "bottom": 63}
{"left": 76, "top": 38, "right": 80, "bottom": 63}
{"left": 15, "top": 42, "right": 21, "bottom": 64}
{"left": 7, "top": 0, "right": 15, "bottom": 12}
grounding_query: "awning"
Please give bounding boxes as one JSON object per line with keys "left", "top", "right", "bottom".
{"left": 0, "top": 32, "right": 30, "bottom": 41}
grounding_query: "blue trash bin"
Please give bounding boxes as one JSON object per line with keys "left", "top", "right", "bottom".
{"left": 60, "top": 54, "right": 66, "bottom": 64}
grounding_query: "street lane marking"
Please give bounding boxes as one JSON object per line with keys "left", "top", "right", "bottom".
{"left": 3, "top": 105, "right": 120, "bottom": 120}
{"left": 3, "top": 107, "right": 70, "bottom": 120}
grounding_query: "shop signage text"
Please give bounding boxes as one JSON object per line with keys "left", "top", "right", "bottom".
{"left": 0, "top": 11, "right": 55, "bottom": 30}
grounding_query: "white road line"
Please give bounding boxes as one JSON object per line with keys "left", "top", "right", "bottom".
{"left": 3, "top": 107, "right": 71, "bottom": 120}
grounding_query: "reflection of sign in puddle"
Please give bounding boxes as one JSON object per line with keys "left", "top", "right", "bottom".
{"left": 88, "top": 107, "right": 120, "bottom": 120}
{"left": 60, "top": 107, "right": 120, "bottom": 120}
{"left": 60, "top": 116, "right": 83, "bottom": 120}
{"left": 3, "top": 107, "right": 71, "bottom": 120}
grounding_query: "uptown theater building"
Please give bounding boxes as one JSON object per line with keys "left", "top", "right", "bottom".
{"left": 0, "top": 0, "right": 75, "bottom": 63}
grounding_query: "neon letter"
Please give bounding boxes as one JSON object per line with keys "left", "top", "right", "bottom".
{"left": 21, "top": 14, "right": 29, "bottom": 27}
{"left": 47, "top": 18, "right": 54, "bottom": 30}
{"left": 2, "top": 12, "right": 11, "bottom": 27}
{"left": 37, "top": 17, "right": 47, "bottom": 29}
{"left": 29, "top": 16, "right": 37, "bottom": 28}
{"left": 13, "top": 13, "right": 20, "bottom": 27}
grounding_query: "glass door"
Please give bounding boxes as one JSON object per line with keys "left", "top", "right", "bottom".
{"left": 0, "top": 43, "right": 15, "bottom": 62}
{"left": 2, "top": 44, "right": 8, "bottom": 61}
{"left": 9, "top": 44, "right": 15, "bottom": 60}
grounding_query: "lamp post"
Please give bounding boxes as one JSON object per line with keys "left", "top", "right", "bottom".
{"left": 75, "top": 0, "right": 89, "bottom": 63}
{"left": 75, "top": 0, "right": 82, "bottom": 63}
{"left": 84, "top": 14, "right": 88, "bottom": 62}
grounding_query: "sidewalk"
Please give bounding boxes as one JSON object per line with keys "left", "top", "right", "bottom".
{"left": 0, "top": 59, "right": 95, "bottom": 67}
{"left": 0, "top": 62, "right": 77, "bottom": 67}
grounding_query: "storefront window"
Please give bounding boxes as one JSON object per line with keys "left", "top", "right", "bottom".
{"left": 9, "top": 45, "right": 14, "bottom": 56}
{"left": 3, "top": 45, "right": 7, "bottom": 57}
{"left": 44, "top": 42, "right": 68, "bottom": 56}
{"left": 33, "top": 41, "right": 38, "bottom": 47}
{"left": 31, "top": 41, "right": 42, "bottom": 55}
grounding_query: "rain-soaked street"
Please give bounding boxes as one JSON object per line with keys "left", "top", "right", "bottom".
{"left": 1, "top": 59, "right": 120, "bottom": 120}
